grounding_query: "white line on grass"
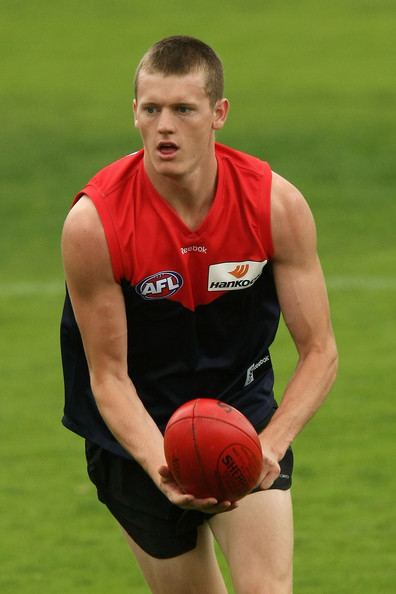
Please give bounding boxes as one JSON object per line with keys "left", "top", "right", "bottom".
{"left": 0, "top": 277, "right": 396, "bottom": 297}
{"left": 326, "top": 276, "right": 396, "bottom": 291}
{"left": 0, "top": 281, "right": 65, "bottom": 297}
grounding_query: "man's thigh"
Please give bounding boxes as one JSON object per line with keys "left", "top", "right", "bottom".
{"left": 209, "top": 489, "right": 293, "bottom": 594}
{"left": 123, "top": 522, "right": 228, "bottom": 594}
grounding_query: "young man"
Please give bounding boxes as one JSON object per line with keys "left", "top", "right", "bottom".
{"left": 61, "top": 36, "right": 337, "bottom": 594}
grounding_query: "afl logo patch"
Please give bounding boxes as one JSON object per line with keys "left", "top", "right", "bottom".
{"left": 136, "top": 271, "right": 183, "bottom": 300}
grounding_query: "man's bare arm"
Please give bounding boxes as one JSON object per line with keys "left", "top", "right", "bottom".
{"left": 62, "top": 197, "right": 168, "bottom": 480}
{"left": 258, "top": 174, "right": 338, "bottom": 489}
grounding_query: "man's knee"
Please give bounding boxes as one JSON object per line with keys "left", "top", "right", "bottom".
{"left": 234, "top": 565, "right": 292, "bottom": 594}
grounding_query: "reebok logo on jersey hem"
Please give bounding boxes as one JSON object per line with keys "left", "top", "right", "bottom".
{"left": 208, "top": 260, "right": 267, "bottom": 291}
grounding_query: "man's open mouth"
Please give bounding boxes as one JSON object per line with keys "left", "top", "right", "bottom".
{"left": 157, "top": 142, "right": 179, "bottom": 156}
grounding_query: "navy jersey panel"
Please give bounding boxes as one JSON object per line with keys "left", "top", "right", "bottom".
{"left": 61, "top": 274, "right": 279, "bottom": 459}
{"left": 122, "top": 265, "right": 280, "bottom": 433}
{"left": 60, "top": 143, "right": 281, "bottom": 459}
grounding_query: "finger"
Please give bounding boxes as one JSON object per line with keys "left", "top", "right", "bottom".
{"left": 202, "top": 501, "right": 238, "bottom": 514}
{"left": 191, "top": 499, "right": 237, "bottom": 514}
{"left": 256, "top": 458, "right": 281, "bottom": 490}
{"left": 175, "top": 494, "right": 195, "bottom": 506}
{"left": 192, "top": 497, "right": 219, "bottom": 507}
{"left": 175, "top": 497, "right": 219, "bottom": 511}
{"left": 158, "top": 465, "right": 172, "bottom": 478}
{"left": 259, "top": 468, "right": 281, "bottom": 490}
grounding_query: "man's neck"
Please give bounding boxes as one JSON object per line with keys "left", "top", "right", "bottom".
{"left": 144, "top": 153, "right": 218, "bottom": 232}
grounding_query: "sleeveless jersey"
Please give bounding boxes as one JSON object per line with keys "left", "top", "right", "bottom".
{"left": 61, "top": 143, "right": 281, "bottom": 459}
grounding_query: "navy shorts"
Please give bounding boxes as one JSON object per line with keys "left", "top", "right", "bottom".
{"left": 85, "top": 435, "right": 293, "bottom": 559}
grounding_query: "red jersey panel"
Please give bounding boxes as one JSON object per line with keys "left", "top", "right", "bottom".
{"left": 73, "top": 143, "right": 273, "bottom": 311}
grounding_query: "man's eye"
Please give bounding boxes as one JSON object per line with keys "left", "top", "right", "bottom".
{"left": 144, "top": 106, "right": 157, "bottom": 114}
{"left": 177, "top": 106, "right": 191, "bottom": 114}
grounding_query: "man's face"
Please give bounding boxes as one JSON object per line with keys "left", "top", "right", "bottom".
{"left": 133, "top": 69, "right": 228, "bottom": 180}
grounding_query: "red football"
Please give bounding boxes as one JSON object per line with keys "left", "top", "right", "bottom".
{"left": 163, "top": 398, "right": 263, "bottom": 501}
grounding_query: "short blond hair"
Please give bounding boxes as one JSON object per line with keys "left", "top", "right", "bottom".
{"left": 134, "top": 36, "right": 224, "bottom": 105}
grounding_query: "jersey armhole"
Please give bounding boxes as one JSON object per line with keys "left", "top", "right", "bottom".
{"left": 261, "top": 162, "right": 274, "bottom": 259}
{"left": 73, "top": 185, "right": 124, "bottom": 283}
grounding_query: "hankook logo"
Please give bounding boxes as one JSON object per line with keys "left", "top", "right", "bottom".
{"left": 208, "top": 260, "right": 267, "bottom": 291}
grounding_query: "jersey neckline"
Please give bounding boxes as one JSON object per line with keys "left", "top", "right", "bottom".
{"left": 140, "top": 150, "right": 225, "bottom": 239}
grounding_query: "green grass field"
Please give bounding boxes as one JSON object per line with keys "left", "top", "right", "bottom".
{"left": 1, "top": 1, "right": 395, "bottom": 592}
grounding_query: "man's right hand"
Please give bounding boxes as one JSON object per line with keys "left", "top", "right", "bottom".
{"left": 158, "top": 465, "right": 238, "bottom": 514}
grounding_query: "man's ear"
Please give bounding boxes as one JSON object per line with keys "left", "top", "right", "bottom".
{"left": 212, "top": 98, "right": 230, "bottom": 131}
{"left": 132, "top": 99, "right": 138, "bottom": 127}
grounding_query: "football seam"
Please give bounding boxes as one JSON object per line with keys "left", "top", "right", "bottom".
{"left": 191, "top": 401, "right": 213, "bottom": 497}
{"left": 168, "top": 416, "right": 262, "bottom": 454}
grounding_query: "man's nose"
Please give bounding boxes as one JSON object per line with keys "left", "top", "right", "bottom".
{"left": 157, "top": 109, "right": 175, "bottom": 133}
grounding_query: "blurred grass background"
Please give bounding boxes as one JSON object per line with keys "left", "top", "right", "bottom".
{"left": 1, "top": 1, "right": 395, "bottom": 592}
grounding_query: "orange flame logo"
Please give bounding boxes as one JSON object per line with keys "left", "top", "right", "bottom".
{"left": 228, "top": 264, "right": 250, "bottom": 279}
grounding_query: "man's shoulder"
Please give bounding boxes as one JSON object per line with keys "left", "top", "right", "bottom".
{"left": 271, "top": 172, "right": 308, "bottom": 216}
{"left": 83, "top": 149, "right": 144, "bottom": 198}
{"left": 215, "top": 142, "right": 269, "bottom": 176}
{"left": 270, "top": 172, "right": 316, "bottom": 262}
